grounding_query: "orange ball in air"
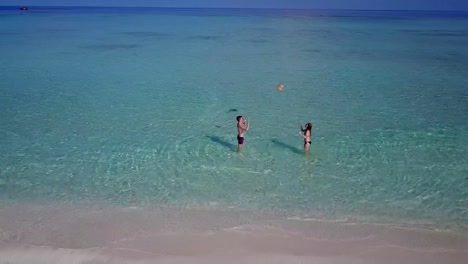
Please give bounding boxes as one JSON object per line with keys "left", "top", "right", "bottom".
{"left": 277, "top": 84, "right": 284, "bottom": 90}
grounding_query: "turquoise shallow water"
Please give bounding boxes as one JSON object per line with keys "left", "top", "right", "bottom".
{"left": 0, "top": 8, "right": 467, "bottom": 229}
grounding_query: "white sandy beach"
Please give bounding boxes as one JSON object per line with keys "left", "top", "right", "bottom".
{"left": 0, "top": 202, "right": 467, "bottom": 264}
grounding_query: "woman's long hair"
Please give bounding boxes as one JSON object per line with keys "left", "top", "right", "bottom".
{"left": 305, "top": 123, "right": 312, "bottom": 135}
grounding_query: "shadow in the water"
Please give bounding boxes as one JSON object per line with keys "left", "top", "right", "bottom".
{"left": 206, "top": 136, "right": 236, "bottom": 151}
{"left": 271, "top": 139, "right": 303, "bottom": 155}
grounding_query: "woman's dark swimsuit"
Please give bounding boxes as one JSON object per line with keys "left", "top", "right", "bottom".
{"left": 237, "top": 135, "right": 244, "bottom": 144}
{"left": 304, "top": 141, "right": 311, "bottom": 145}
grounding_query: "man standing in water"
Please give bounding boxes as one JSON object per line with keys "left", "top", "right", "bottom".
{"left": 236, "top": 116, "right": 249, "bottom": 152}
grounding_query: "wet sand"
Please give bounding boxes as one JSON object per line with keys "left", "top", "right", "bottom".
{"left": 0, "top": 202, "right": 467, "bottom": 263}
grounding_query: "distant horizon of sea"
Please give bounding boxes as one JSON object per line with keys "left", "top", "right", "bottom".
{"left": 1, "top": 5, "right": 468, "bottom": 16}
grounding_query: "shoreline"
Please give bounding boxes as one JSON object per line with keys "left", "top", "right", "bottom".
{"left": 1, "top": 201, "right": 467, "bottom": 263}
{"left": 1, "top": 197, "right": 466, "bottom": 234}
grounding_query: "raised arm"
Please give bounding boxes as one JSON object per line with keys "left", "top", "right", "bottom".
{"left": 299, "top": 131, "right": 306, "bottom": 139}
{"left": 239, "top": 120, "right": 248, "bottom": 131}
{"left": 299, "top": 123, "right": 305, "bottom": 132}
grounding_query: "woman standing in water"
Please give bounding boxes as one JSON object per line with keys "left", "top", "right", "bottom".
{"left": 299, "top": 123, "right": 312, "bottom": 153}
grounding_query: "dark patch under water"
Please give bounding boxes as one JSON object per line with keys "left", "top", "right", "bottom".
{"left": 81, "top": 44, "right": 140, "bottom": 51}
{"left": 227, "top": 108, "right": 238, "bottom": 113}
{"left": 400, "top": 29, "right": 468, "bottom": 37}
{"left": 119, "top": 31, "right": 171, "bottom": 38}
{"left": 41, "top": 28, "right": 74, "bottom": 33}
{"left": 243, "top": 27, "right": 277, "bottom": 32}
{"left": 296, "top": 29, "right": 332, "bottom": 34}
{"left": 189, "top": 35, "right": 223, "bottom": 40}
{"left": 244, "top": 39, "right": 269, "bottom": 43}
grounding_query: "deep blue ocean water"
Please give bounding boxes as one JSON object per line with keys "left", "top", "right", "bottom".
{"left": 1, "top": 7, "right": 467, "bottom": 230}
